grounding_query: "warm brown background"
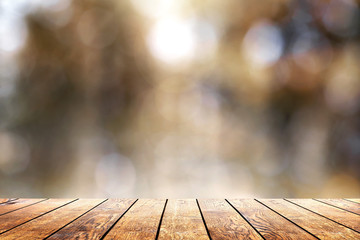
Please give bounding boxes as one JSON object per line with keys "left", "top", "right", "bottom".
{"left": 0, "top": 0, "right": 359, "bottom": 198}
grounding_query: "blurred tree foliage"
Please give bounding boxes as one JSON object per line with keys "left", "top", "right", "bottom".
{"left": 1, "top": 0, "right": 360, "bottom": 197}
{"left": 7, "top": 0, "right": 152, "bottom": 194}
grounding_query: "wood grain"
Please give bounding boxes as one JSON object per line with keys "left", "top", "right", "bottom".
{"left": 0, "top": 199, "right": 105, "bottom": 239}
{"left": 197, "top": 199, "right": 262, "bottom": 240}
{"left": 1, "top": 198, "right": 358, "bottom": 238}
{"left": 103, "top": 199, "right": 166, "bottom": 240}
{"left": 315, "top": 199, "right": 360, "bottom": 215}
{"left": 259, "top": 199, "right": 360, "bottom": 239}
{"left": 0, "top": 199, "right": 75, "bottom": 234}
{"left": 0, "top": 199, "right": 46, "bottom": 216}
{"left": 229, "top": 199, "right": 317, "bottom": 239}
{"left": 47, "top": 199, "right": 136, "bottom": 240}
{"left": 286, "top": 199, "right": 360, "bottom": 232}
{"left": 158, "top": 199, "right": 209, "bottom": 240}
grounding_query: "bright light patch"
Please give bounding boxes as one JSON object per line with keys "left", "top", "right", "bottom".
{"left": 193, "top": 20, "right": 218, "bottom": 59}
{"left": 0, "top": 0, "right": 69, "bottom": 53}
{"left": 147, "top": 18, "right": 196, "bottom": 64}
{"left": 242, "top": 20, "right": 284, "bottom": 68}
{"left": 0, "top": 15, "right": 27, "bottom": 52}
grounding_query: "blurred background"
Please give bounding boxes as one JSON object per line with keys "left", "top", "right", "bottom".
{"left": 1, "top": 0, "right": 360, "bottom": 198}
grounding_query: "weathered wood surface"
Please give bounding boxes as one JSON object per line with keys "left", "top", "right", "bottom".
{"left": 0, "top": 198, "right": 358, "bottom": 239}
{"left": 197, "top": 199, "right": 262, "bottom": 239}
{"left": 158, "top": 199, "right": 208, "bottom": 240}
{"left": 0, "top": 199, "right": 45, "bottom": 216}
{"left": 103, "top": 199, "right": 166, "bottom": 240}
{"left": 0, "top": 199, "right": 105, "bottom": 240}
{"left": 286, "top": 198, "right": 360, "bottom": 232}
{"left": 315, "top": 199, "right": 360, "bottom": 215}
{"left": 0, "top": 199, "right": 75, "bottom": 234}
{"left": 259, "top": 199, "right": 360, "bottom": 239}
{"left": 48, "top": 199, "right": 136, "bottom": 240}
{"left": 228, "top": 199, "right": 317, "bottom": 239}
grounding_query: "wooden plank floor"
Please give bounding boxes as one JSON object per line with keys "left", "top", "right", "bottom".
{"left": 0, "top": 199, "right": 358, "bottom": 239}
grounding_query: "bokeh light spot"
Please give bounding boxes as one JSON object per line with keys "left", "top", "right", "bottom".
{"left": 147, "top": 18, "right": 196, "bottom": 64}
{"left": 242, "top": 20, "right": 284, "bottom": 68}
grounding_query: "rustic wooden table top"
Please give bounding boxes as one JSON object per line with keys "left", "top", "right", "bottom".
{"left": 0, "top": 198, "right": 359, "bottom": 239}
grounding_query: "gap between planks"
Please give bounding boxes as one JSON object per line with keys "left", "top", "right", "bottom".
{"left": 284, "top": 198, "right": 360, "bottom": 233}
{"left": 1, "top": 198, "right": 359, "bottom": 240}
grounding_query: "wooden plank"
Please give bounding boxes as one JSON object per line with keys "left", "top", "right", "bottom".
{"left": 347, "top": 199, "right": 360, "bottom": 204}
{"left": 197, "top": 199, "right": 262, "bottom": 240}
{"left": 0, "top": 199, "right": 105, "bottom": 239}
{"left": 158, "top": 199, "right": 209, "bottom": 240}
{"left": 0, "top": 198, "right": 75, "bottom": 234}
{"left": 0, "top": 199, "right": 17, "bottom": 204}
{"left": 287, "top": 199, "right": 360, "bottom": 232}
{"left": 228, "top": 199, "right": 317, "bottom": 239}
{"left": 259, "top": 199, "right": 360, "bottom": 239}
{"left": 0, "top": 199, "right": 46, "bottom": 216}
{"left": 315, "top": 199, "right": 360, "bottom": 215}
{"left": 103, "top": 199, "right": 166, "bottom": 240}
{"left": 47, "top": 199, "right": 136, "bottom": 240}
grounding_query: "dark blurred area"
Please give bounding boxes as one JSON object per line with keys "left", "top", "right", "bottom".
{"left": 0, "top": 0, "right": 359, "bottom": 198}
